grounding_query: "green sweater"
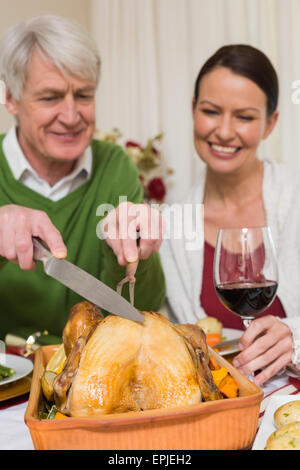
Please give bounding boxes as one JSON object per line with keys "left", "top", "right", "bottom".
{"left": 0, "top": 136, "right": 165, "bottom": 341}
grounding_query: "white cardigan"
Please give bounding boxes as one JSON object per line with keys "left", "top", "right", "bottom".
{"left": 160, "top": 160, "right": 300, "bottom": 364}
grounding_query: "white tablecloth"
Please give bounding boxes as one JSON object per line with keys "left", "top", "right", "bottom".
{"left": 0, "top": 401, "right": 34, "bottom": 450}
{"left": 0, "top": 374, "right": 294, "bottom": 450}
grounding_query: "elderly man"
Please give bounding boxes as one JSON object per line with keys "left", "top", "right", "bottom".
{"left": 0, "top": 15, "right": 165, "bottom": 341}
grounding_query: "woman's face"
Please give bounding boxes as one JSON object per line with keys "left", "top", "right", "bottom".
{"left": 192, "top": 67, "right": 278, "bottom": 175}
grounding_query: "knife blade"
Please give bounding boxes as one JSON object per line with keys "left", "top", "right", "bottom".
{"left": 32, "top": 237, "right": 144, "bottom": 323}
{"left": 213, "top": 337, "right": 240, "bottom": 352}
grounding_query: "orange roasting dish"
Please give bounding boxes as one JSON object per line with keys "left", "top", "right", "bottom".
{"left": 25, "top": 302, "right": 263, "bottom": 450}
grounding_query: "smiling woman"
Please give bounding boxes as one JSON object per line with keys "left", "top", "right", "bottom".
{"left": 192, "top": 67, "right": 278, "bottom": 180}
{"left": 160, "top": 44, "right": 300, "bottom": 386}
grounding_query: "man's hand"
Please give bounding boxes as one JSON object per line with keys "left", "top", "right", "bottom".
{"left": 101, "top": 202, "right": 164, "bottom": 265}
{"left": 0, "top": 205, "right": 67, "bottom": 270}
{"left": 233, "top": 315, "right": 294, "bottom": 385}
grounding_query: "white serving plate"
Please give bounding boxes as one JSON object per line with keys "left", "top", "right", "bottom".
{"left": 0, "top": 353, "right": 33, "bottom": 386}
{"left": 218, "top": 328, "right": 243, "bottom": 356}
{"left": 252, "top": 393, "right": 300, "bottom": 450}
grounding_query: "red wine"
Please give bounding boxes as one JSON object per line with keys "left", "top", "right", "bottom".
{"left": 215, "top": 281, "right": 278, "bottom": 318}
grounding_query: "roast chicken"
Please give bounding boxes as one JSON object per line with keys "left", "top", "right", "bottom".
{"left": 51, "top": 302, "right": 221, "bottom": 417}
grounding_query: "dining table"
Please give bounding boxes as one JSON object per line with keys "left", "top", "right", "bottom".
{"left": 0, "top": 348, "right": 299, "bottom": 451}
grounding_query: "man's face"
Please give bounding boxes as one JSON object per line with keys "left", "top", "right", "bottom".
{"left": 6, "top": 50, "right": 96, "bottom": 166}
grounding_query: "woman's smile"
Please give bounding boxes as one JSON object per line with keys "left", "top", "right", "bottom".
{"left": 208, "top": 141, "right": 243, "bottom": 159}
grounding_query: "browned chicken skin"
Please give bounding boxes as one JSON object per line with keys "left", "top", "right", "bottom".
{"left": 62, "top": 301, "right": 103, "bottom": 356}
{"left": 53, "top": 302, "right": 221, "bottom": 417}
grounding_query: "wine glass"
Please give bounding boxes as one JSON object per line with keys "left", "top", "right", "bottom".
{"left": 214, "top": 227, "right": 278, "bottom": 331}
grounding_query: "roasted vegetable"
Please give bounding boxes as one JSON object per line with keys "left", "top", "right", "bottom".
{"left": 211, "top": 367, "right": 228, "bottom": 387}
{"left": 206, "top": 333, "right": 222, "bottom": 347}
{"left": 196, "top": 317, "right": 223, "bottom": 335}
{"left": 41, "top": 371, "right": 57, "bottom": 402}
{"left": 0, "top": 364, "right": 15, "bottom": 381}
{"left": 209, "top": 356, "right": 238, "bottom": 398}
{"left": 46, "top": 405, "right": 68, "bottom": 420}
{"left": 46, "top": 343, "right": 66, "bottom": 374}
{"left": 41, "top": 344, "right": 67, "bottom": 402}
{"left": 219, "top": 375, "right": 238, "bottom": 398}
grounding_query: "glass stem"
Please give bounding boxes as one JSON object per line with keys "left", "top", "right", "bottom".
{"left": 241, "top": 317, "right": 256, "bottom": 381}
{"left": 242, "top": 318, "right": 254, "bottom": 329}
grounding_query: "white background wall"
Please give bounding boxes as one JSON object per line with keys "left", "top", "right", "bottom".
{"left": 2, "top": 1, "right": 300, "bottom": 204}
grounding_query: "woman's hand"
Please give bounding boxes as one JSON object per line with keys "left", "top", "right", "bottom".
{"left": 232, "top": 315, "right": 294, "bottom": 385}
{"left": 101, "top": 202, "right": 164, "bottom": 265}
{"left": 0, "top": 204, "right": 67, "bottom": 270}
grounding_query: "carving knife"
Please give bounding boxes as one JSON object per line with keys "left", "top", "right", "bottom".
{"left": 32, "top": 237, "right": 145, "bottom": 322}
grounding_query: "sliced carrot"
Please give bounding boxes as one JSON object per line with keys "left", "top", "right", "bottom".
{"left": 219, "top": 375, "right": 238, "bottom": 398}
{"left": 209, "top": 355, "right": 220, "bottom": 371}
{"left": 211, "top": 367, "right": 228, "bottom": 387}
{"left": 205, "top": 333, "right": 222, "bottom": 347}
{"left": 54, "top": 411, "right": 69, "bottom": 420}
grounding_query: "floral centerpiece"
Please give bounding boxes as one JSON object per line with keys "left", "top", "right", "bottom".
{"left": 96, "top": 128, "right": 173, "bottom": 203}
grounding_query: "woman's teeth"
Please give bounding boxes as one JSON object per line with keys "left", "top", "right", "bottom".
{"left": 211, "top": 144, "right": 239, "bottom": 154}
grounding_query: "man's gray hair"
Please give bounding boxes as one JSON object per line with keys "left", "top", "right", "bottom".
{"left": 0, "top": 15, "right": 101, "bottom": 100}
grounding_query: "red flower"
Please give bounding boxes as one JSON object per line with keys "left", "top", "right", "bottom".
{"left": 147, "top": 177, "right": 166, "bottom": 201}
{"left": 125, "top": 141, "right": 142, "bottom": 149}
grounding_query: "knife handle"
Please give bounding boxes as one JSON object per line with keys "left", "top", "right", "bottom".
{"left": 32, "top": 237, "right": 52, "bottom": 263}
